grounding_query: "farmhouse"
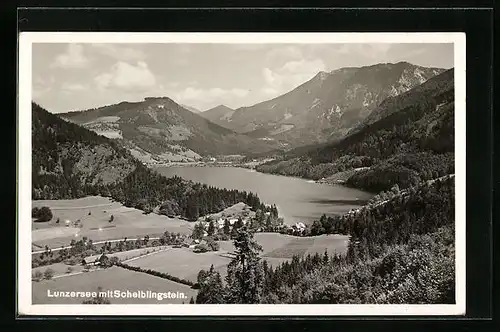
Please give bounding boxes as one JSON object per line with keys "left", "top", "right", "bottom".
{"left": 83, "top": 256, "right": 100, "bottom": 266}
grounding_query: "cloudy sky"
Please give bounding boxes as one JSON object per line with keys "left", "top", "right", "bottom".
{"left": 32, "top": 43, "right": 454, "bottom": 113}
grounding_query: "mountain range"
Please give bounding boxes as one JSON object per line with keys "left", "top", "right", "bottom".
{"left": 59, "top": 97, "right": 280, "bottom": 164}
{"left": 256, "top": 68, "right": 455, "bottom": 193}
{"left": 54, "top": 61, "right": 446, "bottom": 163}
{"left": 200, "top": 62, "right": 445, "bottom": 148}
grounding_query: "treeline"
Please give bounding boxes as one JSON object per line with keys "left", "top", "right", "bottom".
{"left": 116, "top": 262, "right": 196, "bottom": 288}
{"left": 32, "top": 103, "right": 269, "bottom": 220}
{"left": 100, "top": 166, "right": 265, "bottom": 220}
{"left": 196, "top": 176, "right": 455, "bottom": 304}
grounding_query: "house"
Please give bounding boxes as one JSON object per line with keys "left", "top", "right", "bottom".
{"left": 229, "top": 218, "right": 238, "bottom": 225}
{"left": 83, "top": 256, "right": 100, "bottom": 266}
{"left": 295, "top": 222, "right": 306, "bottom": 230}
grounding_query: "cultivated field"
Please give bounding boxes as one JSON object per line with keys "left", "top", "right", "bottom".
{"left": 219, "top": 233, "right": 349, "bottom": 260}
{"left": 32, "top": 266, "right": 198, "bottom": 304}
{"left": 32, "top": 246, "right": 172, "bottom": 280}
{"left": 32, "top": 196, "right": 194, "bottom": 249}
{"left": 127, "top": 247, "right": 232, "bottom": 283}
{"left": 129, "top": 232, "right": 350, "bottom": 282}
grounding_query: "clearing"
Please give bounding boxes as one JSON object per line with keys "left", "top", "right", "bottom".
{"left": 129, "top": 232, "right": 350, "bottom": 282}
{"left": 32, "top": 196, "right": 194, "bottom": 249}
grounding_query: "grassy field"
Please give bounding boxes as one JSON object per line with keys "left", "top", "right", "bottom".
{"left": 129, "top": 232, "right": 350, "bottom": 282}
{"left": 127, "top": 247, "right": 232, "bottom": 283}
{"left": 32, "top": 266, "right": 198, "bottom": 304}
{"left": 32, "top": 246, "right": 172, "bottom": 279}
{"left": 32, "top": 196, "right": 194, "bottom": 249}
{"left": 219, "top": 233, "right": 349, "bottom": 258}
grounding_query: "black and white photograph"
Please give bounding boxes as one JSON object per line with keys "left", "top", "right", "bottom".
{"left": 17, "top": 32, "right": 466, "bottom": 316}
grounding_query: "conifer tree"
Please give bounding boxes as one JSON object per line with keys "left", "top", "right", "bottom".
{"left": 224, "top": 227, "right": 264, "bottom": 304}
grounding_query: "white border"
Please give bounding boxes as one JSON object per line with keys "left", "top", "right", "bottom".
{"left": 18, "top": 32, "right": 466, "bottom": 316}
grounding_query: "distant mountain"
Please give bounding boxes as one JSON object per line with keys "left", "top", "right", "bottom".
{"left": 200, "top": 104, "right": 235, "bottom": 125}
{"left": 180, "top": 104, "right": 201, "bottom": 114}
{"left": 257, "top": 68, "right": 455, "bottom": 193}
{"left": 32, "top": 102, "right": 270, "bottom": 219}
{"left": 59, "top": 97, "right": 279, "bottom": 163}
{"left": 211, "top": 62, "right": 445, "bottom": 149}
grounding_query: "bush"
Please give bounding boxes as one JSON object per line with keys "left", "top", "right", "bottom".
{"left": 43, "top": 268, "right": 55, "bottom": 280}
{"left": 32, "top": 206, "right": 53, "bottom": 222}
{"left": 194, "top": 243, "right": 209, "bottom": 253}
{"left": 32, "top": 270, "right": 43, "bottom": 282}
{"left": 66, "top": 267, "right": 73, "bottom": 274}
{"left": 206, "top": 239, "right": 220, "bottom": 252}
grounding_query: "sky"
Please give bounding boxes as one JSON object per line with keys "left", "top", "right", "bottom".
{"left": 32, "top": 43, "right": 454, "bottom": 113}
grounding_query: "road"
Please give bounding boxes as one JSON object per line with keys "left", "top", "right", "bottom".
{"left": 32, "top": 237, "right": 161, "bottom": 255}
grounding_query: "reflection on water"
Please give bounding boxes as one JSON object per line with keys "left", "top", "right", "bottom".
{"left": 155, "top": 166, "right": 373, "bottom": 225}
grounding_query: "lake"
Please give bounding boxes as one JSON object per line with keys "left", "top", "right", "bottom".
{"left": 155, "top": 166, "right": 373, "bottom": 225}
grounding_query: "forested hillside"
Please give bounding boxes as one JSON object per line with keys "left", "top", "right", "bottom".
{"left": 33, "top": 103, "right": 269, "bottom": 220}
{"left": 257, "top": 69, "right": 455, "bottom": 193}
{"left": 59, "top": 97, "right": 280, "bottom": 162}
{"left": 196, "top": 174, "right": 455, "bottom": 304}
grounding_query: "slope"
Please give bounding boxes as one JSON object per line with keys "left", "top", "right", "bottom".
{"left": 32, "top": 102, "right": 272, "bottom": 220}
{"left": 256, "top": 68, "right": 455, "bottom": 192}
{"left": 211, "top": 62, "right": 444, "bottom": 148}
{"left": 59, "top": 97, "right": 280, "bottom": 162}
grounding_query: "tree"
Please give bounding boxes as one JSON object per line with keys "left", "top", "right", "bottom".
{"left": 194, "top": 243, "right": 210, "bottom": 253}
{"left": 196, "top": 265, "right": 225, "bottom": 304}
{"left": 207, "top": 220, "right": 216, "bottom": 236}
{"left": 189, "top": 296, "right": 195, "bottom": 304}
{"left": 110, "top": 256, "right": 119, "bottom": 266}
{"left": 44, "top": 268, "right": 55, "bottom": 280}
{"left": 231, "top": 218, "right": 244, "bottom": 238}
{"left": 223, "top": 219, "right": 231, "bottom": 235}
{"left": 99, "top": 254, "right": 111, "bottom": 268}
{"left": 33, "top": 206, "right": 53, "bottom": 222}
{"left": 224, "top": 227, "right": 264, "bottom": 304}
{"left": 192, "top": 221, "right": 205, "bottom": 240}
{"left": 32, "top": 270, "right": 43, "bottom": 282}
{"left": 206, "top": 238, "right": 220, "bottom": 251}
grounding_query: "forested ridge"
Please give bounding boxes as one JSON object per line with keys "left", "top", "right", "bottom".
{"left": 256, "top": 69, "right": 455, "bottom": 193}
{"left": 32, "top": 103, "right": 268, "bottom": 220}
{"left": 196, "top": 174, "right": 455, "bottom": 304}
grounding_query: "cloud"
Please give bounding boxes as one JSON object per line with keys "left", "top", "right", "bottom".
{"left": 50, "top": 44, "right": 90, "bottom": 69}
{"left": 262, "top": 58, "right": 326, "bottom": 94}
{"left": 336, "top": 44, "right": 391, "bottom": 59}
{"left": 61, "top": 82, "right": 87, "bottom": 93}
{"left": 90, "top": 44, "right": 146, "bottom": 62}
{"left": 265, "top": 45, "right": 304, "bottom": 62}
{"left": 32, "top": 76, "right": 54, "bottom": 98}
{"left": 231, "top": 44, "right": 269, "bottom": 51}
{"left": 95, "top": 61, "right": 156, "bottom": 91}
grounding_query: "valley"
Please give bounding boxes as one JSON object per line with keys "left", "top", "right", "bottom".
{"left": 29, "top": 58, "right": 456, "bottom": 306}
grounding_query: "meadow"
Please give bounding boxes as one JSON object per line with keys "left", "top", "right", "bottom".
{"left": 127, "top": 247, "right": 232, "bottom": 283}
{"left": 129, "top": 232, "right": 350, "bottom": 282}
{"left": 32, "top": 266, "right": 198, "bottom": 304}
{"left": 32, "top": 196, "right": 194, "bottom": 250}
